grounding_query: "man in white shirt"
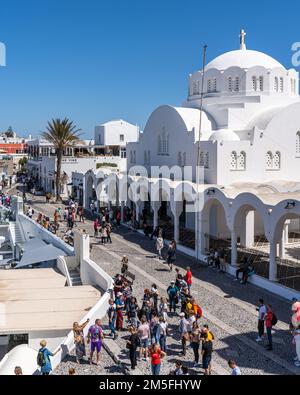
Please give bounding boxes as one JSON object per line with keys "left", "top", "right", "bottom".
{"left": 256, "top": 298, "right": 267, "bottom": 342}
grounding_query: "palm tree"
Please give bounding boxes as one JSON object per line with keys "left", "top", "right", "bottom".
{"left": 42, "top": 118, "right": 81, "bottom": 202}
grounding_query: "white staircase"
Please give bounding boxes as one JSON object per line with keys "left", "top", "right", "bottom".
{"left": 69, "top": 269, "right": 82, "bottom": 286}
{"left": 9, "top": 221, "right": 24, "bottom": 245}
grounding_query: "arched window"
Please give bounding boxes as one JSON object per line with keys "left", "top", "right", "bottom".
{"left": 144, "top": 150, "right": 147, "bottom": 165}
{"left": 252, "top": 76, "right": 257, "bottom": 91}
{"left": 296, "top": 132, "right": 300, "bottom": 156}
{"left": 274, "top": 77, "right": 279, "bottom": 92}
{"left": 230, "top": 151, "right": 238, "bottom": 170}
{"left": 207, "top": 79, "right": 212, "bottom": 93}
{"left": 177, "top": 152, "right": 182, "bottom": 167}
{"left": 273, "top": 151, "right": 281, "bottom": 170}
{"left": 147, "top": 150, "right": 151, "bottom": 164}
{"left": 266, "top": 151, "right": 273, "bottom": 169}
{"left": 234, "top": 77, "right": 240, "bottom": 92}
{"left": 228, "top": 77, "right": 233, "bottom": 92}
{"left": 280, "top": 77, "right": 284, "bottom": 92}
{"left": 158, "top": 128, "right": 169, "bottom": 156}
{"left": 237, "top": 151, "right": 246, "bottom": 170}
{"left": 259, "top": 76, "right": 264, "bottom": 91}
{"left": 133, "top": 151, "right": 136, "bottom": 164}
{"left": 212, "top": 78, "right": 217, "bottom": 92}
{"left": 192, "top": 81, "right": 198, "bottom": 95}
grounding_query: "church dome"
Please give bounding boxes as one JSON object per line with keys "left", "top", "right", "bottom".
{"left": 205, "top": 29, "right": 284, "bottom": 71}
{"left": 209, "top": 129, "right": 240, "bottom": 142}
{"left": 206, "top": 49, "right": 284, "bottom": 71}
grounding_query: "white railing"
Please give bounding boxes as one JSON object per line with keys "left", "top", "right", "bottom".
{"left": 0, "top": 233, "right": 113, "bottom": 375}
{"left": 56, "top": 256, "right": 72, "bottom": 287}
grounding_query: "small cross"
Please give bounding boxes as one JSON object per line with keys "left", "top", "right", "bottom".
{"left": 239, "top": 29, "right": 246, "bottom": 50}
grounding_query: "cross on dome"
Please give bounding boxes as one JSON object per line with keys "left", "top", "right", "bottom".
{"left": 239, "top": 29, "right": 246, "bottom": 50}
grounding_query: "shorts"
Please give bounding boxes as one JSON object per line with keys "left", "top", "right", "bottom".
{"left": 140, "top": 339, "right": 149, "bottom": 348}
{"left": 202, "top": 355, "right": 211, "bottom": 370}
{"left": 91, "top": 341, "right": 102, "bottom": 353}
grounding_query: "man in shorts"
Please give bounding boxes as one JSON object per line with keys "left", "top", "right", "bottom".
{"left": 87, "top": 319, "right": 104, "bottom": 366}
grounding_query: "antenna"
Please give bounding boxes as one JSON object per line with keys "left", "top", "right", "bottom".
{"left": 196, "top": 44, "right": 208, "bottom": 262}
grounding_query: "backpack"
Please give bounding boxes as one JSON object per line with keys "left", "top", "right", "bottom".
{"left": 271, "top": 313, "right": 278, "bottom": 326}
{"left": 37, "top": 350, "right": 46, "bottom": 367}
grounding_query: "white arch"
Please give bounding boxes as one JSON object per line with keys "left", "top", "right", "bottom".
{"left": 269, "top": 199, "right": 300, "bottom": 242}
{"left": 231, "top": 193, "right": 270, "bottom": 237}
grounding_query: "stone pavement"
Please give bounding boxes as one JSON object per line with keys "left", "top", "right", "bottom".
{"left": 23, "top": 193, "right": 300, "bottom": 375}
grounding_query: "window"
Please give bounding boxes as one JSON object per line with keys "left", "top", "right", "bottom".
{"left": 228, "top": 77, "right": 233, "bottom": 92}
{"left": 234, "top": 77, "right": 240, "bottom": 92}
{"left": 266, "top": 151, "right": 273, "bottom": 169}
{"left": 274, "top": 77, "right": 279, "bottom": 92}
{"left": 252, "top": 76, "right": 257, "bottom": 91}
{"left": 133, "top": 151, "right": 136, "bottom": 163}
{"left": 237, "top": 151, "right": 246, "bottom": 170}
{"left": 120, "top": 134, "right": 124, "bottom": 142}
{"left": 207, "top": 79, "right": 212, "bottom": 93}
{"left": 212, "top": 78, "right": 217, "bottom": 92}
{"left": 199, "top": 151, "right": 209, "bottom": 169}
{"left": 120, "top": 148, "right": 126, "bottom": 158}
{"left": 193, "top": 81, "right": 198, "bottom": 95}
{"left": 144, "top": 150, "right": 147, "bottom": 165}
{"left": 177, "top": 152, "right": 182, "bottom": 167}
{"left": 158, "top": 128, "right": 169, "bottom": 156}
{"left": 230, "top": 151, "right": 238, "bottom": 170}
{"left": 280, "top": 77, "right": 284, "bottom": 92}
{"left": 147, "top": 150, "right": 151, "bottom": 165}
{"left": 259, "top": 76, "right": 264, "bottom": 91}
{"left": 296, "top": 132, "right": 300, "bottom": 156}
{"left": 273, "top": 151, "right": 281, "bottom": 170}
{"left": 183, "top": 152, "right": 186, "bottom": 167}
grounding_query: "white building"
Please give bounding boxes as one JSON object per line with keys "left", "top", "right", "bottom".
{"left": 104, "top": 31, "right": 300, "bottom": 299}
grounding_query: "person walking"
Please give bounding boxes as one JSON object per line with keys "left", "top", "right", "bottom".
{"left": 128, "top": 296, "right": 139, "bottom": 328}
{"left": 107, "top": 299, "right": 117, "bottom": 339}
{"left": 167, "top": 240, "right": 176, "bottom": 271}
{"left": 127, "top": 326, "right": 140, "bottom": 370}
{"left": 87, "top": 319, "right": 104, "bottom": 366}
{"left": 106, "top": 222, "right": 112, "bottom": 244}
{"left": 156, "top": 235, "right": 164, "bottom": 260}
{"left": 150, "top": 312, "right": 160, "bottom": 345}
{"left": 228, "top": 360, "right": 242, "bottom": 375}
{"left": 184, "top": 267, "right": 192, "bottom": 292}
{"left": 201, "top": 333, "right": 213, "bottom": 375}
{"left": 137, "top": 317, "right": 150, "bottom": 360}
{"left": 73, "top": 318, "right": 90, "bottom": 364}
{"left": 149, "top": 343, "right": 166, "bottom": 376}
{"left": 256, "top": 298, "right": 267, "bottom": 342}
{"left": 93, "top": 218, "right": 99, "bottom": 237}
{"left": 265, "top": 304, "right": 274, "bottom": 351}
{"left": 179, "top": 312, "right": 190, "bottom": 356}
{"left": 37, "top": 340, "right": 61, "bottom": 375}
{"left": 115, "top": 292, "right": 125, "bottom": 331}
{"left": 79, "top": 207, "right": 85, "bottom": 223}
{"left": 158, "top": 316, "right": 168, "bottom": 353}
{"left": 167, "top": 281, "right": 178, "bottom": 315}
{"left": 190, "top": 321, "right": 201, "bottom": 367}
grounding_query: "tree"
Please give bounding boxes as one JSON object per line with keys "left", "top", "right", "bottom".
{"left": 18, "top": 156, "right": 28, "bottom": 172}
{"left": 41, "top": 118, "right": 81, "bottom": 201}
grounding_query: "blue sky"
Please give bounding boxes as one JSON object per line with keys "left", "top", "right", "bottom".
{"left": 0, "top": 0, "right": 299, "bottom": 138}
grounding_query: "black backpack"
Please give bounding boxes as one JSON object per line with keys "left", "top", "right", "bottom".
{"left": 37, "top": 350, "right": 46, "bottom": 367}
{"left": 271, "top": 313, "right": 278, "bottom": 326}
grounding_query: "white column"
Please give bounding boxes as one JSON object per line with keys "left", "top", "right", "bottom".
{"left": 284, "top": 222, "right": 289, "bottom": 244}
{"left": 240, "top": 211, "right": 254, "bottom": 248}
{"left": 153, "top": 204, "right": 159, "bottom": 230}
{"left": 174, "top": 211, "right": 180, "bottom": 244}
{"left": 279, "top": 229, "right": 286, "bottom": 259}
{"left": 269, "top": 241, "right": 278, "bottom": 282}
{"left": 231, "top": 229, "right": 238, "bottom": 267}
{"left": 135, "top": 202, "right": 141, "bottom": 223}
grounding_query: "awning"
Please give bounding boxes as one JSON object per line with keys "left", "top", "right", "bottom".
{"left": 15, "top": 244, "right": 67, "bottom": 268}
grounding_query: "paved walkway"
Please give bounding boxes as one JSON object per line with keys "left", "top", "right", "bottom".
{"left": 22, "top": 193, "right": 300, "bottom": 375}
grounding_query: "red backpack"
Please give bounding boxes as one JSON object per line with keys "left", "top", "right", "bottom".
{"left": 196, "top": 304, "right": 202, "bottom": 319}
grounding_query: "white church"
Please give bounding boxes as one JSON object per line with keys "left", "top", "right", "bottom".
{"left": 85, "top": 31, "right": 300, "bottom": 299}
